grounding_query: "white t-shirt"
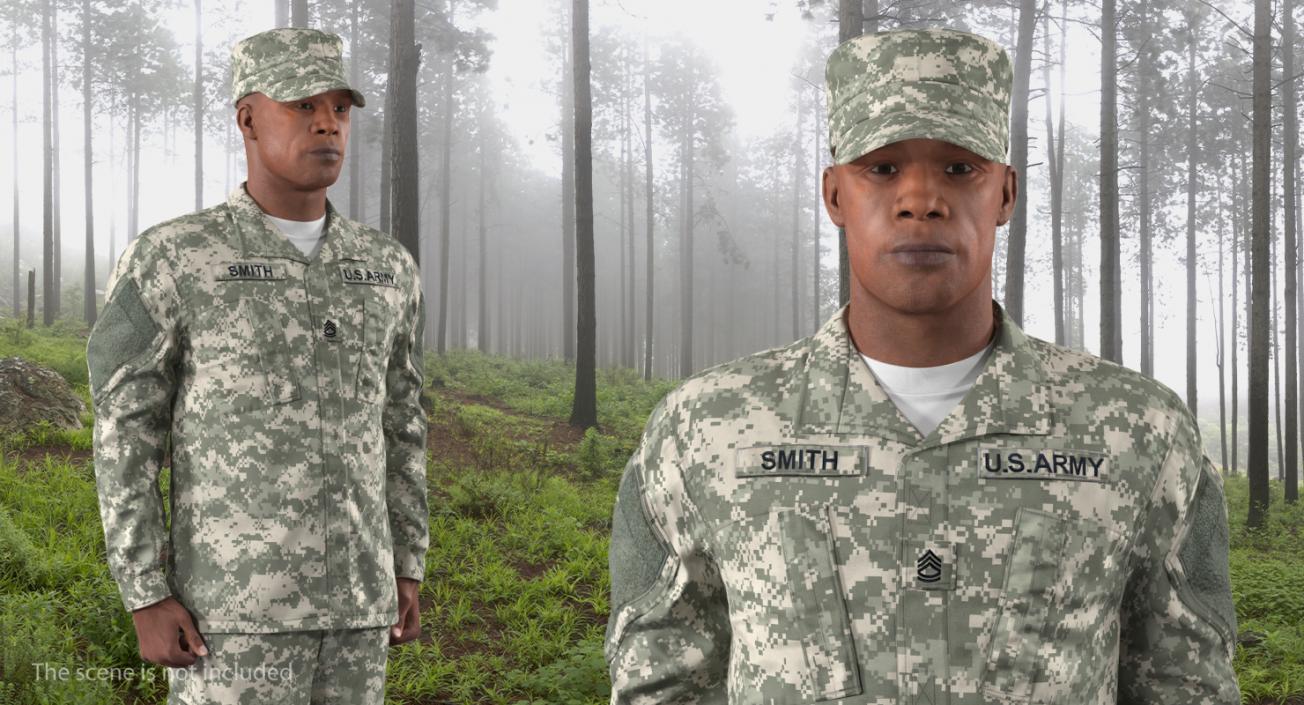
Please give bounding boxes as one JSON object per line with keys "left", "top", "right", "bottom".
{"left": 265, "top": 212, "right": 327, "bottom": 259}
{"left": 859, "top": 333, "right": 997, "bottom": 439}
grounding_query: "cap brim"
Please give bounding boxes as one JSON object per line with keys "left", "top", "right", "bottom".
{"left": 259, "top": 75, "right": 366, "bottom": 108}
{"left": 833, "top": 109, "right": 1005, "bottom": 166}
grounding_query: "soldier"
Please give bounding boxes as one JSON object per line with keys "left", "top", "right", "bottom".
{"left": 605, "top": 27, "right": 1239, "bottom": 705}
{"left": 85, "top": 28, "right": 429, "bottom": 704}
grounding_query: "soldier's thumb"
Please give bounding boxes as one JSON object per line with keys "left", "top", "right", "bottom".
{"left": 178, "top": 616, "right": 208, "bottom": 657}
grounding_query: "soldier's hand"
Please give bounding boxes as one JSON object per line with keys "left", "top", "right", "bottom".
{"left": 390, "top": 577, "right": 421, "bottom": 645}
{"left": 130, "top": 596, "right": 208, "bottom": 667}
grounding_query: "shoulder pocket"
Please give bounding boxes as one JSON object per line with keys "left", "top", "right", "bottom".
{"left": 88, "top": 277, "right": 162, "bottom": 406}
{"left": 1172, "top": 457, "right": 1237, "bottom": 646}
{"left": 606, "top": 460, "right": 671, "bottom": 656}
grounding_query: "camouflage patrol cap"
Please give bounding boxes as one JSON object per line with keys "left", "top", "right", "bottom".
{"left": 231, "top": 28, "right": 365, "bottom": 107}
{"left": 825, "top": 28, "right": 1012, "bottom": 165}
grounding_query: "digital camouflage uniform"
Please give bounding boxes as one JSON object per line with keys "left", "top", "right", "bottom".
{"left": 86, "top": 27, "right": 426, "bottom": 705}
{"left": 605, "top": 28, "right": 1239, "bottom": 705}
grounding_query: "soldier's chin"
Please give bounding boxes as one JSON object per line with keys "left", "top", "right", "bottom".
{"left": 877, "top": 285, "right": 959, "bottom": 315}
{"left": 293, "top": 168, "right": 343, "bottom": 191}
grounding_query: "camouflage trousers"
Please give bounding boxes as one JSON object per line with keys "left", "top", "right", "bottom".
{"left": 164, "top": 627, "right": 388, "bottom": 705}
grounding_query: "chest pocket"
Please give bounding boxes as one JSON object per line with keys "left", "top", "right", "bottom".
{"left": 335, "top": 263, "right": 402, "bottom": 403}
{"left": 981, "top": 507, "right": 1129, "bottom": 702}
{"left": 715, "top": 505, "right": 862, "bottom": 704}
{"left": 189, "top": 267, "right": 299, "bottom": 414}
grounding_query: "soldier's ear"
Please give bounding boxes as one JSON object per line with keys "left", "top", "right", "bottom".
{"left": 822, "top": 166, "right": 844, "bottom": 227}
{"left": 995, "top": 165, "right": 1017, "bottom": 227}
{"left": 236, "top": 101, "right": 256, "bottom": 141}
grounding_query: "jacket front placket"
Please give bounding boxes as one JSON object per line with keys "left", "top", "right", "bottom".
{"left": 799, "top": 301, "right": 1054, "bottom": 704}
{"left": 225, "top": 189, "right": 366, "bottom": 610}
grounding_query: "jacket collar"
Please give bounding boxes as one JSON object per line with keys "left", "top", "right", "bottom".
{"left": 224, "top": 183, "right": 369, "bottom": 263}
{"left": 793, "top": 298, "right": 1053, "bottom": 448}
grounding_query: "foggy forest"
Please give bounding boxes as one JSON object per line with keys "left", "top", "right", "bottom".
{"left": 1, "top": 0, "right": 1302, "bottom": 702}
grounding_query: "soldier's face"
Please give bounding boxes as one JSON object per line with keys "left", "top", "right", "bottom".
{"left": 822, "top": 138, "right": 1016, "bottom": 313}
{"left": 238, "top": 89, "right": 353, "bottom": 191}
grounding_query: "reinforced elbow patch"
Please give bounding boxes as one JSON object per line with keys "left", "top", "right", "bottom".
{"left": 1174, "top": 461, "right": 1237, "bottom": 645}
{"left": 87, "top": 278, "right": 160, "bottom": 400}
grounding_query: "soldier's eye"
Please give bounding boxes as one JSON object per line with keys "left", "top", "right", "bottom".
{"left": 299, "top": 102, "right": 314, "bottom": 110}
{"left": 947, "top": 163, "right": 974, "bottom": 174}
{"left": 867, "top": 163, "right": 897, "bottom": 175}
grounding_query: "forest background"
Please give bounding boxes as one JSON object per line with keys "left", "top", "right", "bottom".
{"left": 0, "top": 0, "right": 1301, "bottom": 702}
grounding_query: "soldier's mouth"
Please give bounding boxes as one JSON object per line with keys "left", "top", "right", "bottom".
{"left": 891, "top": 250, "right": 953, "bottom": 266}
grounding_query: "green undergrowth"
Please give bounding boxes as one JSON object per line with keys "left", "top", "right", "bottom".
{"left": 426, "top": 349, "right": 677, "bottom": 442}
{"left": 1223, "top": 474, "right": 1304, "bottom": 703}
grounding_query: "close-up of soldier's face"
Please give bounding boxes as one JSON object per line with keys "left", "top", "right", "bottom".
{"left": 823, "top": 137, "right": 1016, "bottom": 314}
{"left": 237, "top": 88, "right": 353, "bottom": 192}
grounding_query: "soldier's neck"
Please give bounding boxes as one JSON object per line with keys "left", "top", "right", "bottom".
{"left": 244, "top": 174, "right": 328, "bottom": 221}
{"left": 846, "top": 284, "right": 996, "bottom": 368}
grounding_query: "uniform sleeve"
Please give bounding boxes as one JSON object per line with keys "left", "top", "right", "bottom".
{"left": 383, "top": 279, "right": 429, "bottom": 582}
{"left": 1117, "top": 407, "right": 1240, "bottom": 705}
{"left": 86, "top": 235, "right": 182, "bottom": 613}
{"left": 605, "top": 395, "right": 732, "bottom": 704}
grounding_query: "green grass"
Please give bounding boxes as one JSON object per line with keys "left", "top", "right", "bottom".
{"left": 0, "top": 316, "right": 98, "bottom": 391}
{"left": 0, "top": 333, "right": 1301, "bottom": 703}
{"left": 1223, "top": 474, "right": 1304, "bottom": 703}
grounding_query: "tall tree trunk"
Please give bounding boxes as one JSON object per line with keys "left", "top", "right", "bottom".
{"left": 836, "top": 0, "right": 862, "bottom": 309}
{"left": 1218, "top": 186, "right": 1228, "bottom": 473}
{"left": 380, "top": 4, "right": 395, "bottom": 235}
{"left": 1273, "top": 231, "right": 1283, "bottom": 478}
{"left": 348, "top": 0, "right": 362, "bottom": 220}
{"left": 624, "top": 46, "right": 636, "bottom": 370}
{"left": 291, "top": 0, "right": 308, "bottom": 27}
{"left": 51, "top": 0, "right": 62, "bottom": 317}
{"left": 42, "top": 0, "right": 53, "bottom": 325}
{"left": 813, "top": 90, "right": 821, "bottom": 328}
{"left": 389, "top": 0, "right": 420, "bottom": 268}
{"left": 455, "top": 211, "right": 466, "bottom": 348}
{"left": 642, "top": 37, "right": 654, "bottom": 381}
{"left": 436, "top": 0, "right": 455, "bottom": 355}
{"left": 1186, "top": 9, "right": 1200, "bottom": 414}
{"left": 194, "top": 0, "right": 202, "bottom": 210}
{"left": 618, "top": 54, "right": 628, "bottom": 369}
{"left": 1045, "top": 6, "right": 1065, "bottom": 346}
{"left": 791, "top": 90, "right": 802, "bottom": 339}
{"left": 561, "top": 5, "right": 575, "bottom": 362}
{"left": 124, "top": 104, "right": 131, "bottom": 244}
{"left": 275, "top": 0, "right": 288, "bottom": 27}
{"left": 478, "top": 114, "right": 489, "bottom": 353}
{"left": 679, "top": 107, "right": 695, "bottom": 377}
{"left": 1233, "top": 149, "right": 1243, "bottom": 476}
{"left": 1248, "top": 0, "right": 1272, "bottom": 528}
{"left": 82, "top": 0, "right": 95, "bottom": 324}
{"left": 1099, "top": 0, "right": 1120, "bottom": 362}
{"left": 569, "top": 0, "right": 596, "bottom": 428}
{"left": 11, "top": 31, "right": 18, "bottom": 319}
{"left": 1004, "top": 0, "right": 1035, "bottom": 326}
{"left": 1244, "top": 144, "right": 1251, "bottom": 475}
{"left": 1137, "top": 0, "right": 1153, "bottom": 376}
{"left": 1074, "top": 223, "right": 1083, "bottom": 347}
{"left": 1282, "top": 0, "right": 1300, "bottom": 502}
{"left": 108, "top": 113, "right": 115, "bottom": 266}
